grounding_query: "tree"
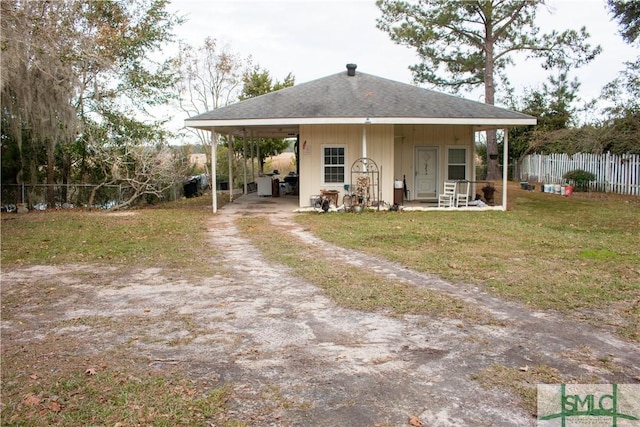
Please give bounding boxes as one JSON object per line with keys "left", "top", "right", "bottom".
{"left": 73, "top": 0, "right": 180, "bottom": 177}
{"left": 602, "top": 1, "right": 640, "bottom": 154}
{"left": 173, "top": 37, "right": 252, "bottom": 147}
{"left": 608, "top": 0, "right": 640, "bottom": 44}
{"left": 1, "top": 0, "right": 181, "bottom": 208}
{"left": 87, "top": 142, "right": 189, "bottom": 210}
{"left": 376, "top": 0, "right": 601, "bottom": 179}
{"left": 239, "top": 67, "right": 295, "bottom": 173}
{"left": 1, "top": 0, "right": 79, "bottom": 205}
{"left": 240, "top": 67, "right": 295, "bottom": 100}
{"left": 507, "top": 71, "right": 581, "bottom": 160}
{"left": 599, "top": 57, "right": 640, "bottom": 154}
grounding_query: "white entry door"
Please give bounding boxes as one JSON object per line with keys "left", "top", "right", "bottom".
{"left": 415, "top": 147, "right": 438, "bottom": 199}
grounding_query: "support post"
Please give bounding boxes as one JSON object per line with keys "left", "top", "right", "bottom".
{"left": 257, "top": 138, "right": 262, "bottom": 174}
{"left": 250, "top": 130, "right": 255, "bottom": 183}
{"left": 228, "top": 135, "right": 234, "bottom": 202}
{"left": 502, "top": 128, "right": 508, "bottom": 211}
{"left": 211, "top": 128, "right": 218, "bottom": 213}
{"left": 242, "top": 129, "right": 248, "bottom": 195}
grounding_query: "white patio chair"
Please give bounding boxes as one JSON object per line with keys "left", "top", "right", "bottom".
{"left": 456, "top": 180, "right": 470, "bottom": 207}
{"left": 438, "top": 181, "right": 456, "bottom": 208}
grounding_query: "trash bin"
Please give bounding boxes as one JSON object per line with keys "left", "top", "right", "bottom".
{"left": 184, "top": 177, "right": 202, "bottom": 198}
{"left": 394, "top": 188, "right": 404, "bottom": 205}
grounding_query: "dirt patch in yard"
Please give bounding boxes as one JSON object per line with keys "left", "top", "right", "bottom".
{"left": 1, "top": 206, "right": 639, "bottom": 426}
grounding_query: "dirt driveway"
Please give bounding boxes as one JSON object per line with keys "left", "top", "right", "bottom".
{"left": 2, "top": 198, "right": 639, "bottom": 426}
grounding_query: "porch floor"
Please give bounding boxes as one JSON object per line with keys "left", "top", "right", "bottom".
{"left": 219, "top": 190, "right": 503, "bottom": 214}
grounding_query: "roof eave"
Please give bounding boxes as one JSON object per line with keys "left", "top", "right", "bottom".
{"left": 184, "top": 117, "right": 537, "bottom": 130}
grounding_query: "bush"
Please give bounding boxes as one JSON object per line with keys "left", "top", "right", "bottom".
{"left": 563, "top": 169, "right": 596, "bottom": 192}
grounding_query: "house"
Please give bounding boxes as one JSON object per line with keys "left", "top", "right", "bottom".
{"left": 185, "top": 64, "right": 536, "bottom": 212}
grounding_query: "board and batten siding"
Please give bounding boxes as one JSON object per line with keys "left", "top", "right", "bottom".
{"left": 394, "top": 124, "right": 475, "bottom": 200}
{"left": 298, "top": 124, "right": 394, "bottom": 207}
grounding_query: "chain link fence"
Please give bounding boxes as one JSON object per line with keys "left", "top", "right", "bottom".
{"left": 1, "top": 183, "right": 183, "bottom": 211}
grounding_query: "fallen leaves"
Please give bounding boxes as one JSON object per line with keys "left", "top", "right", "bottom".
{"left": 23, "top": 394, "right": 41, "bottom": 406}
{"left": 22, "top": 393, "right": 62, "bottom": 414}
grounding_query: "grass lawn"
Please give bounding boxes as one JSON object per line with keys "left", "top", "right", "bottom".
{"left": 1, "top": 194, "right": 229, "bottom": 274}
{"left": 292, "top": 185, "right": 640, "bottom": 341}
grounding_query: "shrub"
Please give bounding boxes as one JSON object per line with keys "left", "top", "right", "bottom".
{"left": 563, "top": 169, "right": 596, "bottom": 191}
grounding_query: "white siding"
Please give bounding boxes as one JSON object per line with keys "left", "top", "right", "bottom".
{"left": 298, "top": 124, "right": 394, "bottom": 207}
{"left": 298, "top": 124, "right": 474, "bottom": 207}
{"left": 393, "top": 125, "right": 474, "bottom": 200}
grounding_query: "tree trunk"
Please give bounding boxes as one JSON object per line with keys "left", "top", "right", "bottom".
{"left": 484, "top": 12, "right": 502, "bottom": 181}
{"left": 486, "top": 130, "right": 501, "bottom": 180}
{"left": 61, "top": 150, "right": 70, "bottom": 204}
{"left": 87, "top": 182, "right": 106, "bottom": 210}
{"left": 108, "top": 189, "right": 142, "bottom": 211}
{"left": 46, "top": 138, "right": 56, "bottom": 206}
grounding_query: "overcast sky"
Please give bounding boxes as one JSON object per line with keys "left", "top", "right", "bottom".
{"left": 164, "top": 0, "right": 637, "bottom": 133}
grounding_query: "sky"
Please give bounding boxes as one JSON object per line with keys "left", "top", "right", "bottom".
{"left": 164, "top": 0, "right": 638, "bottom": 136}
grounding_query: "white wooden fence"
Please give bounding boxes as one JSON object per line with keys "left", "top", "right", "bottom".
{"left": 519, "top": 152, "right": 640, "bottom": 196}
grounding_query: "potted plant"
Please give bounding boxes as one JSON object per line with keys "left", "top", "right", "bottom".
{"left": 481, "top": 184, "right": 496, "bottom": 204}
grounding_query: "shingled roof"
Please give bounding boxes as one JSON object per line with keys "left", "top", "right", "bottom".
{"left": 185, "top": 65, "right": 536, "bottom": 136}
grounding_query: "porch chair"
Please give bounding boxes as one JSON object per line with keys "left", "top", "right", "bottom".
{"left": 456, "top": 180, "right": 470, "bottom": 207}
{"left": 438, "top": 181, "right": 457, "bottom": 208}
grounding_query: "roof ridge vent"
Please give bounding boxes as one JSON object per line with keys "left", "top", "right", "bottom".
{"left": 346, "top": 63, "right": 357, "bottom": 76}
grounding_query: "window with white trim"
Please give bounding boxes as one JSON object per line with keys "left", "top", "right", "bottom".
{"left": 447, "top": 147, "right": 467, "bottom": 180}
{"left": 322, "top": 145, "right": 346, "bottom": 184}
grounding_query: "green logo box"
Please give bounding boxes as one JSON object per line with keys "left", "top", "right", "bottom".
{"left": 537, "top": 384, "right": 640, "bottom": 426}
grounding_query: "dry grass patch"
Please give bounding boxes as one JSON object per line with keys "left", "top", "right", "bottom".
{"left": 0, "top": 335, "right": 236, "bottom": 427}
{"left": 470, "top": 364, "right": 598, "bottom": 417}
{"left": 1, "top": 194, "right": 228, "bottom": 277}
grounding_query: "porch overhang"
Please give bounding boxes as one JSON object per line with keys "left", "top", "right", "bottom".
{"left": 184, "top": 116, "right": 537, "bottom": 138}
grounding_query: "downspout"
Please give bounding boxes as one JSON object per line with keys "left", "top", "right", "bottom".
{"left": 502, "top": 128, "right": 508, "bottom": 211}
{"left": 362, "top": 117, "right": 371, "bottom": 161}
{"left": 362, "top": 124, "right": 367, "bottom": 160}
{"left": 211, "top": 128, "right": 218, "bottom": 213}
